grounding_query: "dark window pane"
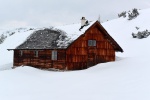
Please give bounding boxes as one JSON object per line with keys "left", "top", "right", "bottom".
{"left": 88, "top": 40, "right": 96, "bottom": 46}
{"left": 93, "top": 40, "right": 96, "bottom": 46}
{"left": 88, "top": 40, "right": 92, "bottom": 46}
{"left": 34, "top": 51, "right": 38, "bottom": 57}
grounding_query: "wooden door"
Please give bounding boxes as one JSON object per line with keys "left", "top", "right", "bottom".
{"left": 87, "top": 47, "right": 97, "bottom": 67}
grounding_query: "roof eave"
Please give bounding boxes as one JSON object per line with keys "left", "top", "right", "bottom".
{"left": 96, "top": 21, "right": 124, "bottom": 53}
{"left": 7, "top": 48, "right": 67, "bottom": 51}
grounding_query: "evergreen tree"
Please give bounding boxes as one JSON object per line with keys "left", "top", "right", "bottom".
{"left": 0, "top": 34, "right": 7, "bottom": 44}
{"left": 128, "top": 8, "right": 139, "bottom": 20}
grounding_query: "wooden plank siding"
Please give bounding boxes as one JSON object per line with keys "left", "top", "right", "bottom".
{"left": 14, "top": 50, "right": 66, "bottom": 70}
{"left": 66, "top": 25, "right": 115, "bottom": 70}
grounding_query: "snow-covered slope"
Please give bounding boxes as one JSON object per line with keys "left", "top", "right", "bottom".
{"left": 0, "top": 27, "right": 36, "bottom": 69}
{"left": 102, "top": 8, "right": 150, "bottom": 57}
{"left": 1, "top": 8, "right": 150, "bottom": 100}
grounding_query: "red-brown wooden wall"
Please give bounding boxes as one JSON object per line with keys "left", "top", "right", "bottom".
{"left": 14, "top": 50, "right": 66, "bottom": 70}
{"left": 66, "top": 24, "right": 115, "bottom": 70}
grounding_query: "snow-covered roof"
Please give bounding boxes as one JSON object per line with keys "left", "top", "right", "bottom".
{"left": 55, "top": 21, "right": 96, "bottom": 41}
{"left": 55, "top": 21, "right": 96, "bottom": 48}
{"left": 16, "top": 21, "right": 96, "bottom": 49}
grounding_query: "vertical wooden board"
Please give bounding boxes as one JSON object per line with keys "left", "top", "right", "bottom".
{"left": 109, "top": 49, "right": 115, "bottom": 56}
{"left": 73, "top": 63, "right": 77, "bottom": 70}
{"left": 107, "top": 49, "right": 110, "bottom": 56}
{"left": 75, "top": 40, "right": 87, "bottom": 48}
{"left": 100, "top": 41, "right": 105, "bottom": 49}
{"left": 84, "top": 32, "right": 92, "bottom": 39}
{"left": 96, "top": 56, "right": 104, "bottom": 63}
{"left": 104, "top": 41, "right": 107, "bottom": 49}
{"left": 67, "top": 54, "right": 73, "bottom": 62}
{"left": 98, "top": 31, "right": 105, "bottom": 40}
{"left": 82, "top": 40, "right": 87, "bottom": 47}
{"left": 67, "top": 63, "right": 73, "bottom": 70}
{"left": 57, "top": 50, "right": 66, "bottom": 60}
{"left": 83, "top": 48, "right": 88, "bottom": 55}
{"left": 105, "top": 56, "right": 109, "bottom": 61}
{"left": 96, "top": 41, "right": 100, "bottom": 48}
{"left": 99, "top": 49, "right": 105, "bottom": 55}
{"left": 110, "top": 49, "right": 114, "bottom": 56}
{"left": 72, "top": 55, "right": 76, "bottom": 62}
{"left": 107, "top": 42, "right": 112, "bottom": 49}
{"left": 111, "top": 56, "right": 115, "bottom": 61}
{"left": 68, "top": 55, "right": 71, "bottom": 62}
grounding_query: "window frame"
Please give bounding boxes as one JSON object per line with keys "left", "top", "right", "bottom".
{"left": 19, "top": 50, "right": 23, "bottom": 57}
{"left": 88, "top": 40, "right": 96, "bottom": 46}
{"left": 52, "top": 50, "right": 57, "bottom": 60}
{"left": 34, "top": 50, "right": 38, "bottom": 57}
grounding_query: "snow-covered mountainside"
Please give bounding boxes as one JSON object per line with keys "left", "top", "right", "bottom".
{"left": 0, "top": 27, "right": 36, "bottom": 69}
{"left": 1, "top": 8, "right": 150, "bottom": 100}
{"left": 102, "top": 8, "right": 150, "bottom": 57}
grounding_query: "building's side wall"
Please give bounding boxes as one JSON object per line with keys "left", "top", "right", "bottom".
{"left": 14, "top": 50, "right": 66, "bottom": 70}
{"left": 66, "top": 24, "right": 115, "bottom": 70}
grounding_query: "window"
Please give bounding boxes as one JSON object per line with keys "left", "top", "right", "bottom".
{"left": 88, "top": 40, "right": 96, "bottom": 46}
{"left": 34, "top": 51, "right": 38, "bottom": 57}
{"left": 52, "top": 50, "right": 57, "bottom": 60}
{"left": 20, "top": 50, "right": 23, "bottom": 56}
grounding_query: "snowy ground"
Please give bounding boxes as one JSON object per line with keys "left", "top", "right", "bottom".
{"left": 1, "top": 57, "right": 150, "bottom": 100}
{"left": 0, "top": 8, "right": 150, "bottom": 100}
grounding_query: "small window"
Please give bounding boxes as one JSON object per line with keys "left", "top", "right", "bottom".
{"left": 52, "top": 50, "right": 57, "bottom": 60}
{"left": 34, "top": 51, "right": 38, "bottom": 57}
{"left": 20, "top": 50, "right": 23, "bottom": 56}
{"left": 88, "top": 40, "right": 96, "bottom": 46}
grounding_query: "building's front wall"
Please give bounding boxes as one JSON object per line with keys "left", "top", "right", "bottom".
{"left": 14, "top": 49, "right": 66, "bottom": 70}
{"left": 66, "top": 24, "right": 115, "bottom": 70}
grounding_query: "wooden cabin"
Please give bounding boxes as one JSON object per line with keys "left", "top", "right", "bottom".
{"left": 8, "top": 20, "right": 123, "bottom": 70}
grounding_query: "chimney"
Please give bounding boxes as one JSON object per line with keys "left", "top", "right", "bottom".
{"left": 81, "top": 17, "right": 86, "bottom": 26}
{"left": 79, "top": 17, "right": 89, "bottom": 31}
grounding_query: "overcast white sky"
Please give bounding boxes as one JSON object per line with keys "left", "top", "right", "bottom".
{"left": 0, "top": 0, "right": 150, "bottom": 27}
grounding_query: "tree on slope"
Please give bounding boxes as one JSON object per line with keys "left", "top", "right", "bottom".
{"left": 128, "top": 8, "right": 139, "bottom": 20}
